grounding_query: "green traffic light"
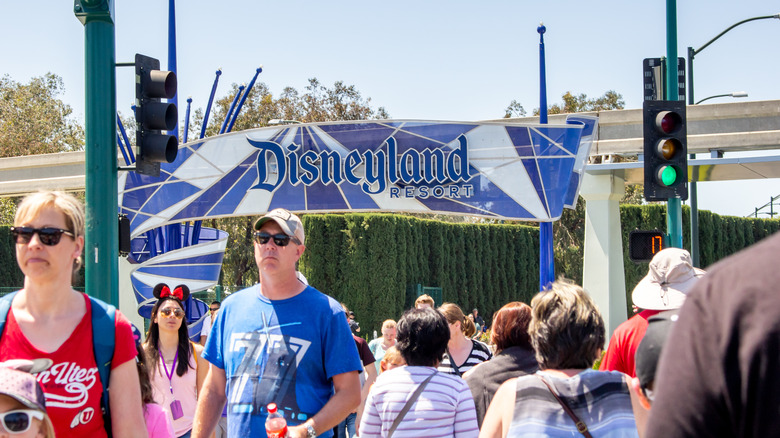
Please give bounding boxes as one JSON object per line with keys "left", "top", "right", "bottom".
{"left": 658, "top": 165, "right": 678, "bottom": 186}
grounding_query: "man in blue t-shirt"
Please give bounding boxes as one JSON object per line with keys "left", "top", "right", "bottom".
{"left": 192, "top": 209, "right": 362, "bottom": 438}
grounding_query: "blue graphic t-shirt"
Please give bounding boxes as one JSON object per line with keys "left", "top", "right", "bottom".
{"left": 202, "top": 284, "right": 362, "bottom": 438}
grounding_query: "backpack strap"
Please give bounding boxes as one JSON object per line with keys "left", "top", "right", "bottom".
{"left": 89, "top": 295, "right": 116, "bottom": 438}
{"left": 0, "top": 291, "right": 20, "bottom": 337}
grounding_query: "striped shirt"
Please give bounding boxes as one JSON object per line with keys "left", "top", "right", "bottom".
{"left": 507, "top": 369, "right": 638, "bottom": 437}
{"left": 438, "top": 339, "right": 492, "bottom": 376}
{"left": 359, "top": 366, "right": 479, "bottom": 438}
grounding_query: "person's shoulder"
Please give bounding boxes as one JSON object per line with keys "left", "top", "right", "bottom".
{"left": 434, "top": 369, "right": 469, "bottom": 387}
{"left": 472, "top": 339, "right": 492, "bottom": 354}
{"left": 582, "top": 368, "right": 629, "bottom": 384}
{"left": 221, "top": 285, "right": 259, "bottom": 305}
{"left": 354, "top": 335, "right": 368, "bottom": 348}
{"left": 297, "top": 286, "right": 340, "bottom": 310}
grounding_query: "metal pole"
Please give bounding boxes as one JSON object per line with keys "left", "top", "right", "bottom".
{"left": 168, "top": 0, "right": 178, "bottom": 139}
{"left": 537, "top": 23, "right": 554, "bottom": 290}
{"left": 75, "top": 0, "right": 118, "bottom": 305}
{"left": 687, "top": 47, "right": 700, "bottom": 266}
{"left": 684, "top": 12, "right": 780, "bottom": 260}
{"left": 666, "top": 0, "right": 683, "bottom": 249}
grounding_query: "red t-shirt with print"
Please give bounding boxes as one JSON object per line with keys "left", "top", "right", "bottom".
{"left": 0, "top": 293, "right": 137, "bottom": 437}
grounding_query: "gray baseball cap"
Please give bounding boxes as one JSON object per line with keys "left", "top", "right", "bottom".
{"left": 254, "top": 208, "right": 305, "bottom": 245}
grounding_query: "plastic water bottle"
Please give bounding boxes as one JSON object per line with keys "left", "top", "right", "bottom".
{"left": 265, "top": 403, "right": 288, "bottom": 438}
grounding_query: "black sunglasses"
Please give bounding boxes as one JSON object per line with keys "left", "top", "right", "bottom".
{"left": 253, "top": 232, "right": 300, "bottom": 247}
{"left": 0, "top": 409, "right": 44, "bottom": 433}
{"left": 11, "top": 226, "right": 75, "bottom": 246}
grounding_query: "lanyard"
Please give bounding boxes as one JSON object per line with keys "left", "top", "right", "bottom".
{"left": 160, "top": 348, "right": 179, "bottom": 394}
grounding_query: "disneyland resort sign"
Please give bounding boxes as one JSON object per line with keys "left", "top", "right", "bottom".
{"left": 249, "top": 136, "right": 474, "bottom": 200}
{"left": 120, "top": 119, "right": 597, "bottom": 237}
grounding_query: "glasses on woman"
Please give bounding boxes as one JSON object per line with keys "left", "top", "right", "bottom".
{"left": 160, "top": 308, "right": 185, "bottom": 319}
{"left": 10, "top": 227, "right": 74, "bottom": 246}
{"left": 0, "top": 409, "right": 44, "bottom": 433}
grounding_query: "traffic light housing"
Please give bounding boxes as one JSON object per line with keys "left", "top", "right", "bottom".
{"left": 629, "top": 229, "right": 666, "bottom": 262}
{"left": 134, "top": 54, "right": 178, "bottom": 177}
{"left": 643, "top": 100, "right": 688, "bottom": 201}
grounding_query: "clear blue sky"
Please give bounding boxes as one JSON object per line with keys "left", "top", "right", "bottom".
{"left": 2, "top": 0, "right": 779, "bottom": 217}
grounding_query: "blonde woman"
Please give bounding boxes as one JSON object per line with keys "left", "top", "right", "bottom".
{"left": 438, "top": 303, "right": 492, "bottom": 377}
{"left": 368, "top": 319, "right": 396, "bottom": 374}
{"left": 0, "top": 191, "right": 146, "bottom": 437}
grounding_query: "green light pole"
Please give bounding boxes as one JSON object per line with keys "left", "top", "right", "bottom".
{"left": 665, "top": 0, "right": 683, "bottom": 249}
{"left": 75, "top": 0, "right": 118, "bottom": 305}
{"left": 687, "top": 13, "right": 779, "bottom": 266}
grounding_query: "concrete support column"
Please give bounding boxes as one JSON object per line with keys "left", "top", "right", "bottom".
{"left": 580, "top": 172, "right": 627, "bottom": 338}
{"left": 119, "top": 258, "right": 145, "bottom": 335}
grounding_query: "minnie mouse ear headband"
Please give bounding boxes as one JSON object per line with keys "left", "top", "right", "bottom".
{"left": 152, "top": 283, "right": 191, "bottom": 302}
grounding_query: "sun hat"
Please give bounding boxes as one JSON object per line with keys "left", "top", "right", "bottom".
{"left": 0, "top": 359, "right": 52, "bottom": 412}
{"left": 635, "top": 310, "right": 679, "bottom": 390}
{"left": 253, "top": 208, "right": 305, "bottom": 245}
{"left": 632, "top": 248, "right": 705, "bottom": 310}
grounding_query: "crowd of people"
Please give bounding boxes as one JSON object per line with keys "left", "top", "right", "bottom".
{"left": 0, "top": 191, "right": 778, "bottom": 438}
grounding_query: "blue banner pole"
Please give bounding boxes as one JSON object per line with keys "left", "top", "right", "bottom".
{"left": 200, "top": 69, "right": 222, "bottom": 139}
{"left": 227, "top": 67, "right": 263, "bottom": 133}
{"left": 538, "top": 23, "right": 555, "bottom": 290}
{"left": 220, "top": 84, "right": 244, "bottom": 134}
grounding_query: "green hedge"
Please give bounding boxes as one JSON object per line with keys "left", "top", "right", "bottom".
{"left": 301, "top": 208, "right": 779, "bottom": 335}
{"left": 0, "top": 228, "right": 24, "bottom": 288}
{"left": 298, "top": 214, "right": 539, "bottom": 338}
{"left": 620, "top": 204, "right": 780, "bottom": 316}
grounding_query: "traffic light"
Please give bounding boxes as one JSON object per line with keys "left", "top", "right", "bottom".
{"left": 643, "top": 100, "right": 688, "bottom": 201}
{"left": 134, "top": 54, "right": 178, "bottom": 177}
{"left": 629, "top": 229, "right": 666, "bottom": 262}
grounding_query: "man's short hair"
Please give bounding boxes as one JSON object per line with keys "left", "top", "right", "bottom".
{"left": 414, "top": 294, "right": 435, "bottom": 308}
{"left": 396, "top": 308, "right": 450, "bottom": 367}
{"left": 529, "top": 279, "right": 605, "bottom": 369}
{"left": 211, "top": 301, "right": 221, "bottom": 306}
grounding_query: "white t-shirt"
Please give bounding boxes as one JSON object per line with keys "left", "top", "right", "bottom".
{"left": 200, "top": 313, "right": 212, "bottom": 337}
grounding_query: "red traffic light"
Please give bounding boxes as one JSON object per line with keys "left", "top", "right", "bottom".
{"left": 655, "top": 111, "right": 682, "bottom": 135}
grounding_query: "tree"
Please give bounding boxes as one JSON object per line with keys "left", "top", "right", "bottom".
{"left": 535, "top": 90, "right": 625, "bottom": 115}
{"left": 188, "top": 78, "right": 389, "bottom": 140}
{"left": 0, "top": 73, "right": 84, "bottom": 157}
{"left": 188, "top": 78, "right": 389, "bottom": 286}
{"left": 503, "top": 99, "right": 527, "bottom": 118}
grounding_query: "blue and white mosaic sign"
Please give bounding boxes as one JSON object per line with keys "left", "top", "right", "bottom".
{"left": 119, "top": 118, "right": 597, "bottom": 237}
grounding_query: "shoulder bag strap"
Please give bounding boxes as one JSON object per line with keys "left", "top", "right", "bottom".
{"left": 537, "top": 374, "right": 593, "bottom": 438}
{"left": 388, "top": 371, "right": 438, "bottom": 438}
{"left": 446, "top": 348, "right": 461, "bottom": 377}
